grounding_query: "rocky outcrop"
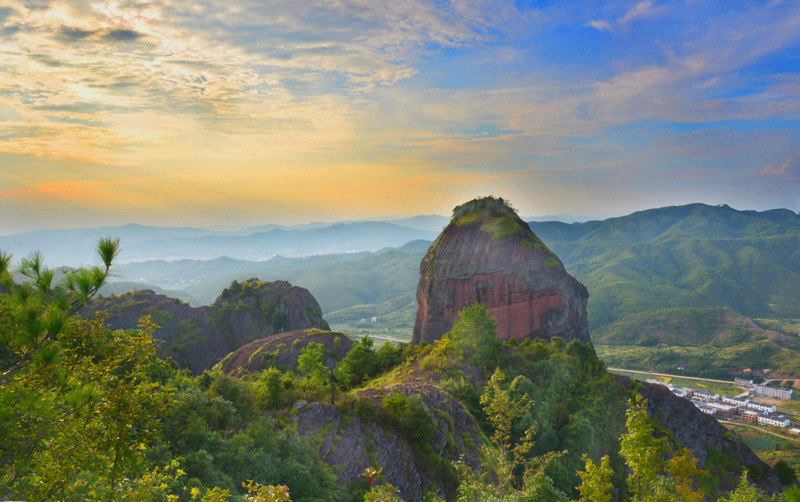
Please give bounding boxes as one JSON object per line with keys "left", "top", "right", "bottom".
{"left": 294, "top": 382, "right": 482, "bottom": 502}
{"left": 86, "top": 279, "right": 329, "bottom": 373}
{"left": 619, "top": 376, "right": 782, "bottom": 493}
{"left": 220, "top": 329, "right": 353, "bottom": 376}
{"left": 413, "top": 197, "right": 589, "bottom": 345}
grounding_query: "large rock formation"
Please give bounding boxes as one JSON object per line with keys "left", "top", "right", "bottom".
{"left": 86, "top": 279, "right": 329, "bottom": 373}
{"left": 413, "top": 197, "right": 590, "bottom": 345}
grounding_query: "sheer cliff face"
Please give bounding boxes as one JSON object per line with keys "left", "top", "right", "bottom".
{"left": 412, "top": 206, "right": 590, "bottom": 345}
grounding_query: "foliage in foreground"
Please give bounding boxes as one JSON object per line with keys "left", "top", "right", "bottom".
{"left": 0, "top": 239, "right": 182, "bottom": 501}
{"left": 2, "top": 237, "right": 799, "bottom": 502}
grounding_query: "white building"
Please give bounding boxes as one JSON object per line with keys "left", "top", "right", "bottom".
{"left": 672, "top": 388, "right": 688, "bottom": 398}
{"left": 757, "top": 415, "right": 791, "bottom": 428}
{"left": 694, "top": 391, "right": 720, "bottom": 401}
{"left": 696, "top": 405, "right": 717, "bottom": 416}
{"left": 789, "top": 428, "right": 800, "bottom": 436}
{"left": 735, "top": 377, "right": 754, "bottom": 387}
{"left": 745, "top": 402, "right": 777, "bottom": 414}
{"left": 753, "top": 385, "right": 793, "bottom": 400}
{"left": 721, "top": 396, "right": 749, "bottom": 407}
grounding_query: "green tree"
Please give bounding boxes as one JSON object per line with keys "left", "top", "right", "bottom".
{"left": 446, "top": 303, "right": 504, "bottom": 372}
{"left": 297, "top": 342, "right": 327, "bottom": 385}
{"left": 381, "top": 390, "right": 436, "bottom": 446}
{"left": 336, "top": 336, "right": 378, "bottom": 388}
{"left": 774, "top": 459, "right": 797, "bottom": 486}
{"left": 362, "top": 468, "right": 403, "bottom": 502}
{"left": 376, "top": 342, "right": 403, "bottom": 371}
{"left": 618, "top": 395, "right": 704, "bottom": 502}
{"left": 0, "top": 239, "right": 176, "bottom": 500}
{"left": 455, "top": 368, "right": 568, "bottom": 502}
{"left": 576, "top": 454, "right": 613, "bottom": 502}
{"left": 243, "top": 480, "right": 292, "bottom": 502}
{"left": 259, "top": 367, "right": 285, "bottom": 409}
{"left": 0, "top": 237, "right": 119, "bottom": 384}
{"left": 717, "top": 471, "right": 771, "bottom": 502}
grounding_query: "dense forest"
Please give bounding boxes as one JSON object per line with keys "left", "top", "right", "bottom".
{"left": 1, "top": 240, "right": 799, "bottom": 501}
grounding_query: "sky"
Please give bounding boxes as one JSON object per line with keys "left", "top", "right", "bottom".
{"left": 0, "top": 0, "right": 799, "bottom": 233}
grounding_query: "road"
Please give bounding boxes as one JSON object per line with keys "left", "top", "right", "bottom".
{"left": 351, "top": 333, "right": 409, "bottom": 344}
{"left": 719, "top": 420, "right": 800, "bottom": 443}
{"left": 607, "top": 367, "right": 749, "bottom": 388}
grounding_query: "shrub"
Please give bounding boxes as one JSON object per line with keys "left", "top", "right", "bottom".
{"left": 381, "top": 391, "right": 436, "bottom": 447}
{"left": 336, "top": 337, "right": 378, "bottom": 389}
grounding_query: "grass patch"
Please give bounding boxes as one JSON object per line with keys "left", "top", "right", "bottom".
{"left": 723, "top": 423, "right": 800, "bottom": 475}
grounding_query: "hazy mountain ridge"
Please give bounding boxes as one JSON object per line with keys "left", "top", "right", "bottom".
{"left": 0, "top": 220, "right": 438, "bottom": 266}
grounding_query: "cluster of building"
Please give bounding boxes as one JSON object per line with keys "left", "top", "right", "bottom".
{"left": 733, "top": 377, "right": 794, "bottom": 399}
{"left": 647, "top": 380, "right": 793, "bottom": 428}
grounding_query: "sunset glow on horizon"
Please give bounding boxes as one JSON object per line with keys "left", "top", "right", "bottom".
{"left": 1, "top": 0, "right": 799, "bottom": 233}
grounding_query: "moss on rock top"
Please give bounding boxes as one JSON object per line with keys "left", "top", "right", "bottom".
{"left": 451, "top": 196, "right": 549, "bottom": 251}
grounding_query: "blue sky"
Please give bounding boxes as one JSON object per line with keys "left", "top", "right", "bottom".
{"left": 0, "top": 0, "right": 798, "bottom": 233}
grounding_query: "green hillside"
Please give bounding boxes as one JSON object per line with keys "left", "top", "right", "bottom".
{"left": 593, "top": 307, "right": 788, "bottom": 347}
{"left": 594, "top": 307, "right": 800, "bottom": 378}
{"left": 530, "top": 204, "right": 800, "bottom": 328}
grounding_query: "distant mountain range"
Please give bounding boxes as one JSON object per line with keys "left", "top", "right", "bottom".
{"left": 5, "top": 203, "right": 800, "bottom": 336}
{"left": 0, "top": 213, "right": 593, "bottom": 266}
{"left": 0, "top": 221, "right": 438, "bottom": 265}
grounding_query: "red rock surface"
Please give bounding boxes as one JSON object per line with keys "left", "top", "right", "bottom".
{"left": 412, "top": 205, "right": 590, "bottom": 345}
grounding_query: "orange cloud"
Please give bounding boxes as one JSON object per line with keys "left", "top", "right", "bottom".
{"left": 761, "top": 156, "right": 798, "bottom": 178}
{"left": 0, "top": 177, "right": 166, "bottom": 206}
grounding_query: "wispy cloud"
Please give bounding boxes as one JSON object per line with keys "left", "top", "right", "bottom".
{"left": 586, "top": 19, "right": 613, "bottom": 32}
{"left": 619, "top": 1, "right": 662, "bottom": 24}
{"left": 1, "top": 0, "right": 799, "bottom": 231}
